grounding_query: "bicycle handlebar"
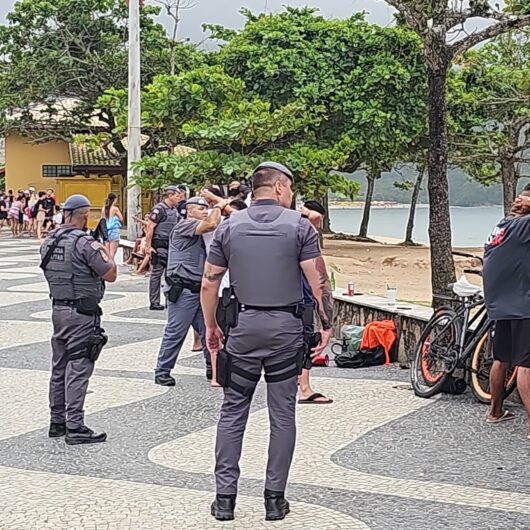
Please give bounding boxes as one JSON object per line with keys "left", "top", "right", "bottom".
{"left": 452, "top": 250, "right": 484, "bottom": 265}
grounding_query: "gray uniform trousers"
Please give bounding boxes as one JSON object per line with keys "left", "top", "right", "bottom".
{"left": 49, "top": 306, "right": 96, "bottom": 429}
{"left": 155, "top": 289, "right": 211, "bottom": 375}
{"left": 149, "top": 251, "right": 167, "bottom": 305}
{"left": 215, "top": 347, "right": 300, "bottom": 495}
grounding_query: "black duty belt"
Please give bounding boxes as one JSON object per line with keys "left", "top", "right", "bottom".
{"left": 239, "top": 304, "right": 303, "bottom": 318}
{"left": 52, "top": 299, "right": 78, "bottom": 307}
{"left": 152, "top": 239, "right": 169, "bottom": 249}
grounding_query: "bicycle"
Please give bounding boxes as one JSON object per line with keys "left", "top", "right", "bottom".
{"left": 411, "top": 251, "right": 517, "bottom": 401}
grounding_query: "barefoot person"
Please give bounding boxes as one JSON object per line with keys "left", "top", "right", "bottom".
{"left": 483, "top": 189, "right": 530, "bottom": 436}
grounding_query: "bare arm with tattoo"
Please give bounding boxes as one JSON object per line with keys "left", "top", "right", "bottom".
{"left": 300, "top": 256, "right": 334, "bottom": 355}
{"left": 201, "top": 262, "right": 228, "bottom": 354}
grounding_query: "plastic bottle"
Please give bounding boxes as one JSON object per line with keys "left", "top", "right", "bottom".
{"left": 330, "top": 271, "right": 336, "bottom": 291}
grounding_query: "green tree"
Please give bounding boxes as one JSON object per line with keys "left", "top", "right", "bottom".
{"left": 210, "top": 8, "right": 428, "bottom": 231}
{"left": 383, "top": 0, "right": 530, "bottom": 297}
{"left": 449, "top": 32, "right": 530, "bottom": 215}
{"left": 100, "top": 66, "right": 359, "bottom": 197}
{"left": 0, "top": 0, "right": 203, "bottom": 150}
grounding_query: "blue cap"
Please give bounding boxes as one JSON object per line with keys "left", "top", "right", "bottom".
{"left": 253, "top": 161, "right": 294, "bottom": 182}
{"left": 63, "top": 194, "right": 91, "bottom": 211}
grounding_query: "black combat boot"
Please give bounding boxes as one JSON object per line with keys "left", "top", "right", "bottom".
{"left": 65, "top": 426, "right": 107, "bottom": 445}
{"left": 264, "top": 489, "right": 290, "bottom": 521}
{"left": 48, "top": 423, "right": 66, "bottom": 438}
{"left": 211, "top": 495, "right": 236, "bottom": 521}
{"left": 155, "top": 374, "right": 176, "bottom": 386}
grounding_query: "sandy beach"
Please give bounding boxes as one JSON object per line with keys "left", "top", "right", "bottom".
{"left": 322, "top": 235, "right": 483, "bottom": 304}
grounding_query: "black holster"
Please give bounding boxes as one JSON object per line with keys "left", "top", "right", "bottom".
{"left": 152, "top": 252, "right": 168, "bottom": 268}
{"left": 303, "top": 331, "right": 322, "bottom": 370}
{"left": 216, "top": 348, "right": 232, "bottom": 388}
{"left": 76, "top": 298, "right": 102, "bottom": 316}
{"left": 67, "top": 327, "right": 108, "bottom": 363}
{"left": 217, "top": 287, "right": 239, "bottom": 336}
{"left": 167, "top": 280, "right": 184, "bottom": 303}
{"left": 166, "top": 275, "right": 201, "bottom": 303}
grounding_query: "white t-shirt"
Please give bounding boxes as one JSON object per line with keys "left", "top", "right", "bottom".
{"left": 203, "top": 215, "right": 230, "bottom": 297}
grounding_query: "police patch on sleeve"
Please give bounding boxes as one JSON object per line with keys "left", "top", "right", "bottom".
{"left": 91, "top": 241, "right": 103, "bottom": 251}
{"left": 150, "top": 208, "right": 160, "bottom": 221}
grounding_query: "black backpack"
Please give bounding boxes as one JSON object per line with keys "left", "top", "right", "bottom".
{"left": 334, "top": 347, "right": 386, "bottom": 369}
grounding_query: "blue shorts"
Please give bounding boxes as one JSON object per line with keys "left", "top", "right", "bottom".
{"left": 107, "top": 229, "right": 121, "bottom": 242}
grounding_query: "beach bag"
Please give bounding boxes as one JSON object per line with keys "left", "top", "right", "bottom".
{"left": 334, "top": 346, "right": 386, "bottom": 369}
{"left": 341, "top": 324, "right": 364, "bottom": 352}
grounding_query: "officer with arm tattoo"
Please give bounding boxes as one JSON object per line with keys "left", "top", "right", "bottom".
{"left": 41, "top": 195, "right": 117, "bottom": 445}
{"left": 154, "top": 196, "right": 228, "bottom": 386}
{"left": 201, "top": 162, "right": 333, "bottom": 522}
{"left": 145, "top": 184, "right": 186, "bottom": 310}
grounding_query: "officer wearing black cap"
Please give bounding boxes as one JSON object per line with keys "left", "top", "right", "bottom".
{"left": 154, "top": 195, "right": 228, "bottom": 386}
{"left": 145, "top": 184, "right": 187, "bottom": 310}
{"left": 201, "top": 162, "right": 334, "bottom": 521}
{"left": 40, "top": 194, "right": 117, "bottom": 445}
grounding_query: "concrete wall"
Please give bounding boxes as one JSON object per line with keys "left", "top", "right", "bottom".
{"left": 5, "top": 134, "right": 70, "bottom": 193}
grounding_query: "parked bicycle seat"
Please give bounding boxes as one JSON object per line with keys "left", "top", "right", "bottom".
{"left": 452, "top": 275, "right": 482, "bottom": 298}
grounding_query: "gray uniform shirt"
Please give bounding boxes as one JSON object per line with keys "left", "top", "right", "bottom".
{"left": 75, "top": 237, "right": 114, "bottom": 279}
{"left": 166, "top": 218, "right": 206, "bottom": 283}
{"left": 207, "top": 200, "right": 321, "bottom": 356}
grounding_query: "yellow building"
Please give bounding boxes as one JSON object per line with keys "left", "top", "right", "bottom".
{"left": 5, "top": 134, "right": 125, "bottom": 227}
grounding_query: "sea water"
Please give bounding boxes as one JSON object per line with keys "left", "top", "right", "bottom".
{"left": 329, "top": 206, "right": 504, "bottom": 248}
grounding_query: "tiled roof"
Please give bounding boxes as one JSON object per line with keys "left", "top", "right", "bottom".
{"left": 69, "top": 141, "right": 196, "bottom": 169}
{"left": 69, "top": 143, "right": 121, "bottom": 168}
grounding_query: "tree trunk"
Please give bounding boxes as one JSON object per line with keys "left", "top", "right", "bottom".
{"left": 427, "top": 60, "right": 456, "bottom": 300}
{"left": 501, "top": 156, "right": 517, "bottom": 216}
{"left": 359, "top": 174, "right": 376, "bottom": 238}
{"left": 404, "top": 165, "right": 426, "bottom": 244}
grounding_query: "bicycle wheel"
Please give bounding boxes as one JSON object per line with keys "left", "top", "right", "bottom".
{"left": 469, "top": 327, "right": 518, "bottom": 404}
{"left": 411, "top": 309, "right": 460, "bottom": 398}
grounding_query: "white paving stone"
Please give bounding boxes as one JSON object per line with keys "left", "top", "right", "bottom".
{"left": 97, "top": 332, "right": 205, "bottom": 375}
{"left": 0, "top": 367, "right": 167, "bottom": 440}
{"left": 149, "top": 378, "right": 530, "bottom": 516}
{"left": 0, "top": 466, "right": 369, "bottom": 529}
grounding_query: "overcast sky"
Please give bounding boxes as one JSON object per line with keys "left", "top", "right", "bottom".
{"left": 0, "top": 1, "right": 396, "bottom": 42}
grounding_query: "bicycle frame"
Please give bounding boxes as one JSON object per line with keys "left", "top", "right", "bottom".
{"left": 430, "top": 293, "right": 490, "bottom": 372}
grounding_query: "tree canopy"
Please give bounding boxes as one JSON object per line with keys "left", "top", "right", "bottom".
{"left": 449, "top": 32, "right": 530, "bottom": 213}
{"left": 0, "top": 0, "right": 204, "bottom": 144}
{"left": 100, "top": 65, "right": 358, "bottom": 198}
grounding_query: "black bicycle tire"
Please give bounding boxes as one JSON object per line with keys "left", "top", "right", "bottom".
{"left": 411, "top": 309, "right": 460, "bottom": 398}
{"left": 470, "top": 327, "right": 518, "bottom": 404}
{"left": 331, "top": 343, "right": 344, "bottom": 356}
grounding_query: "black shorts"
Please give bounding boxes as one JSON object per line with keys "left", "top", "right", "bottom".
{"left": 493, "top": 319, "right": 530, "bottom": 368}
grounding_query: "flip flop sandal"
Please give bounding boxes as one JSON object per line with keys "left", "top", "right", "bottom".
{"left": 486, "top": 410, "right": 516, "bottom": 424}
{"left": 298, "top": 393, "right": 334, "bottom": 405}
{"left": 191, "top": 348, "right": 202, "bottom": 352}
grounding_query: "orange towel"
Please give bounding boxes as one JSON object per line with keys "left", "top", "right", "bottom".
{"left": 360, "top": 320, "right": 396, "bottom": 365}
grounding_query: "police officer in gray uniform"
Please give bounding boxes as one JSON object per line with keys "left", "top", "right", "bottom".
{"left": 201, "top": 162, "right": 334, "bottom": 521}
{"left": 154, "top": 196, "right": 228, "bottom": 386}
{"left": 145, "top": 184, "right": 186, "bottom": 310}
{"left": 40, "top": 194, "right": 117, "bottom": 445}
